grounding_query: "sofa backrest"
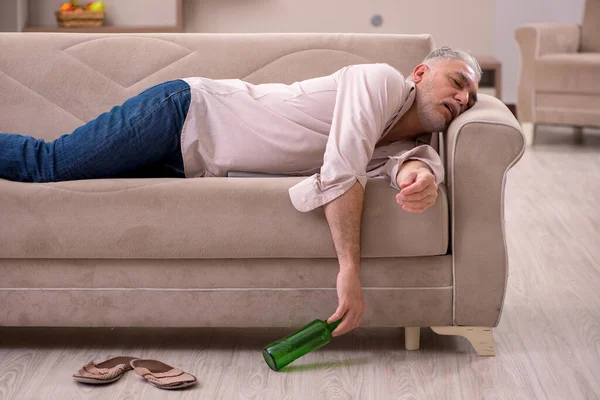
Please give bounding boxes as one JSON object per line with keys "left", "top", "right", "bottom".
{"left": 0, "top": 32, "right": 434, "bottom": 144}
{"left": 581, "top": 0, "right": 600, "bottom": 52}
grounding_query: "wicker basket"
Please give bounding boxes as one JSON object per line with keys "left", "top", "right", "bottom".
{"left": 55, "top": 11, "right": 105, "bottom": 28}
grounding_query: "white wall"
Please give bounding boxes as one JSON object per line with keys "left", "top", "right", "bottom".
{"left": 495, "top": 0, "right": 585, "bottom": 103}
{"left": 183, "top": 0, "right": 495, "bottom": 56}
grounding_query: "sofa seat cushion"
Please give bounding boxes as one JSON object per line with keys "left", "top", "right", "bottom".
{"left": 535, "top": 53, "right": 600, "bottom": 94}
{"left": 535, "top": 92, "right": 600, "bottom": 126}
{"left": 536, "top": 92, "right": 600, "bottom": 110}
{"left": 0, "top": 177, "right": 448, "bottom": 259}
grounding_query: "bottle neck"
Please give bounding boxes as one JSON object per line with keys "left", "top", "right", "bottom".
{"left": 326, "top": 318, "right": 343, "bottom": 332}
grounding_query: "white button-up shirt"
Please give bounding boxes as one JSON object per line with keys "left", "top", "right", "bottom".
{"left": 181, "top": 63, "right": 444, "bottom": 212}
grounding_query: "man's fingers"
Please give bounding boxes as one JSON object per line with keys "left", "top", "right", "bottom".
{"left": 332, "top": 312, "right": 358, "bottom": 337}
{"left": 332, "top": 323, "right": 349, "bottom": 337}
{"left": 397, "top": 172, "right": 435, "bottom": 207}
{"left": 397, "top": 180, "right": 437, "bottom": 203}
{"left": 398, "top": 175, "right": 431, "bottom": 196}
{"left": 399, "top": 182, "right": 425, "bottom": 196}
{"left": 399, "top": 172, "right": 418, "bottom": 189}
{"left": 352, "top": 313, "right": 363, "bottom": 328}
{"left": 398, "top": 189, "right": 431, "bottom": 202}
{"left": 401, "top": 192, "right": 438, "bottom": 205}
{"left": 327, "top": 307, "right": 346, "bottom": 324}
{"left": 331, "top": 306, "right": 364, "bottom": 336}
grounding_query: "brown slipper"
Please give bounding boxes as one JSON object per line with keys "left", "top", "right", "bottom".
{"left": 130, "top": 359, "right": 197, "bottom": 390}
{"left": 73, "top": 356, "right": 139, "bottom": 384}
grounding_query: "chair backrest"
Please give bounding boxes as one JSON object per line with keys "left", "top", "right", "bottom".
{"left": 581, "top": 0, "right": 600, "bottom": 52}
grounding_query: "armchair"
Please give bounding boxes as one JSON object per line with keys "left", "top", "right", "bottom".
{"left": 515, "top": 0, "right": 600, "bottom": 145}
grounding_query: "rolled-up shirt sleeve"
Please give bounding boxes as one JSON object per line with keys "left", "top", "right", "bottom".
{"left": 289, "top": 63, "right": 406, "bottom": 212}
{"left": 376, "top": 143, "right": 445, "bottom": 191}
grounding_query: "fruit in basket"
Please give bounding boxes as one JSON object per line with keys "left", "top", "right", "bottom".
{"left": 58, "top": 1, "right": 105, "bottom": 12}
{"left": 59, "top": 1, "right": 87, "bottom": 12}
{"left": 56, "top": 0, "right": 104, "bottom": 28}
{"left": 88, "top": 1, "right": 104, "bottom": 11}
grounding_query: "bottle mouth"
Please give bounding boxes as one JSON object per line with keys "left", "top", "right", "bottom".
{"left": 262, "top": 349, "right": 278, "bottom": 371}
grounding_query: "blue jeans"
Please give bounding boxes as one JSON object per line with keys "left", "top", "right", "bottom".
{"left": 0, "top": 79, "right": 191, "bottom": 182}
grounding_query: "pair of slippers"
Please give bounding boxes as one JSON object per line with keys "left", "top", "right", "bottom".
{"left": 72, "top": 356, "right": 197, "bottom": 390}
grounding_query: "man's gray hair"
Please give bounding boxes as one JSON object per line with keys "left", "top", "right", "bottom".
{"left": 422, "top": 46, "right": 482, "bottom": 81}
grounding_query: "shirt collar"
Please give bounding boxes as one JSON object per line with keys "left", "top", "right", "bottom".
{"left": 380, "top": 79, "right": 416, "bottom": 140}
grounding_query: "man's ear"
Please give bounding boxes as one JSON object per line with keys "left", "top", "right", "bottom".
{"left": 412, "top": 64, "right": 428, "bottom": 84}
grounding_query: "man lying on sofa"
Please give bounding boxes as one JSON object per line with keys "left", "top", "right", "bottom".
{"left": 0, "top": 46, "right": 481, "bottom": 337}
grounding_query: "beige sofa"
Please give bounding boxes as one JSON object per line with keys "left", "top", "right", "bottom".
{"left": 0, "top": 32, "right": 524, "bottom": 356}
{"left": 515, "top": 0, "right": 600, "bottom": 145}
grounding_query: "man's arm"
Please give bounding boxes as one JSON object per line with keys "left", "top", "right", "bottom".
{"left": 323, "top": 181, "right": 366, "bottom": 337}
{"left": 288, "top": 64, "right": 407, "bottom": 336}
{"left": 322, "top": 160, "right": 438, "bottom": 337}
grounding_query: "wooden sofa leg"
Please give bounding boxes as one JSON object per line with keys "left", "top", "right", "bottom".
{"left": 404, "top": 327, "right": 420, "bottom": 351}
{"left": 431, "top": 326, "right": 496, "bottom": 356}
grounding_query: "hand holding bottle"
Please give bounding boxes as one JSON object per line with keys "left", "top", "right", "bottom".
{"left": 327, "top": 269, "right": 365, "bottom": 336}
{"left": 262, "top": 318, "right": 343, "bottom": 371}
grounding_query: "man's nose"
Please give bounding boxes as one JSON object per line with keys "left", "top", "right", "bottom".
{"left": 455, "top": 90, "right": 469, "bottom": 110}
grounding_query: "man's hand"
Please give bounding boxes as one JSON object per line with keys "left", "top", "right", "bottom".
{"left": 327, "top": 269, "right": 365, "bottom": 337}
{"left": 396, "top": 160, "right": 438, "bottom": 213}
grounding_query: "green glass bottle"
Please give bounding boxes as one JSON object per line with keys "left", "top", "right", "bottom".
{"left": 262, "top": 318, "right": 343, "bottom": 371}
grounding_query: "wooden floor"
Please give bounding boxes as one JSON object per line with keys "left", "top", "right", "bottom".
{"left": 1, "top": 126, "right": 600, "bottom": 400}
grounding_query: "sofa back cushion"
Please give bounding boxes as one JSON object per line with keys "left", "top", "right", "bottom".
{"left": 0, "top": 32, "right": 434, "bottom": 142}
{"left": 581, "top": 0, "right": 600, "bottom": 52}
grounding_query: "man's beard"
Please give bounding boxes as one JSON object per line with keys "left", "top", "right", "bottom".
{"left": 415, "top": 78, "right": 448, "bottom": 132}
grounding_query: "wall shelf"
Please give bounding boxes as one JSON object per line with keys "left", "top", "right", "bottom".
{"left": 23, "top": 26, "right": 182, "bottom": 33}
{"left": 20, "top": 0, "right": 182, "bottom": 33}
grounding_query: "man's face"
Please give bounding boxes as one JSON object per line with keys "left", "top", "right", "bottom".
{"left": 413, "top": 59, "right": 479, "bottom": 132}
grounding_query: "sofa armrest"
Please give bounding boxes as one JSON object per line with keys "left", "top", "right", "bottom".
{"left": 514, "top": 23, "right": 581, "bottom": 122}
{"left": 444, "top": 94, "right": 525, "bottom": 327}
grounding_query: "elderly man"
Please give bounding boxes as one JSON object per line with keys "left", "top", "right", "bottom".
{"left": 0, "top": 46, "right": 480, "bottom": 336}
